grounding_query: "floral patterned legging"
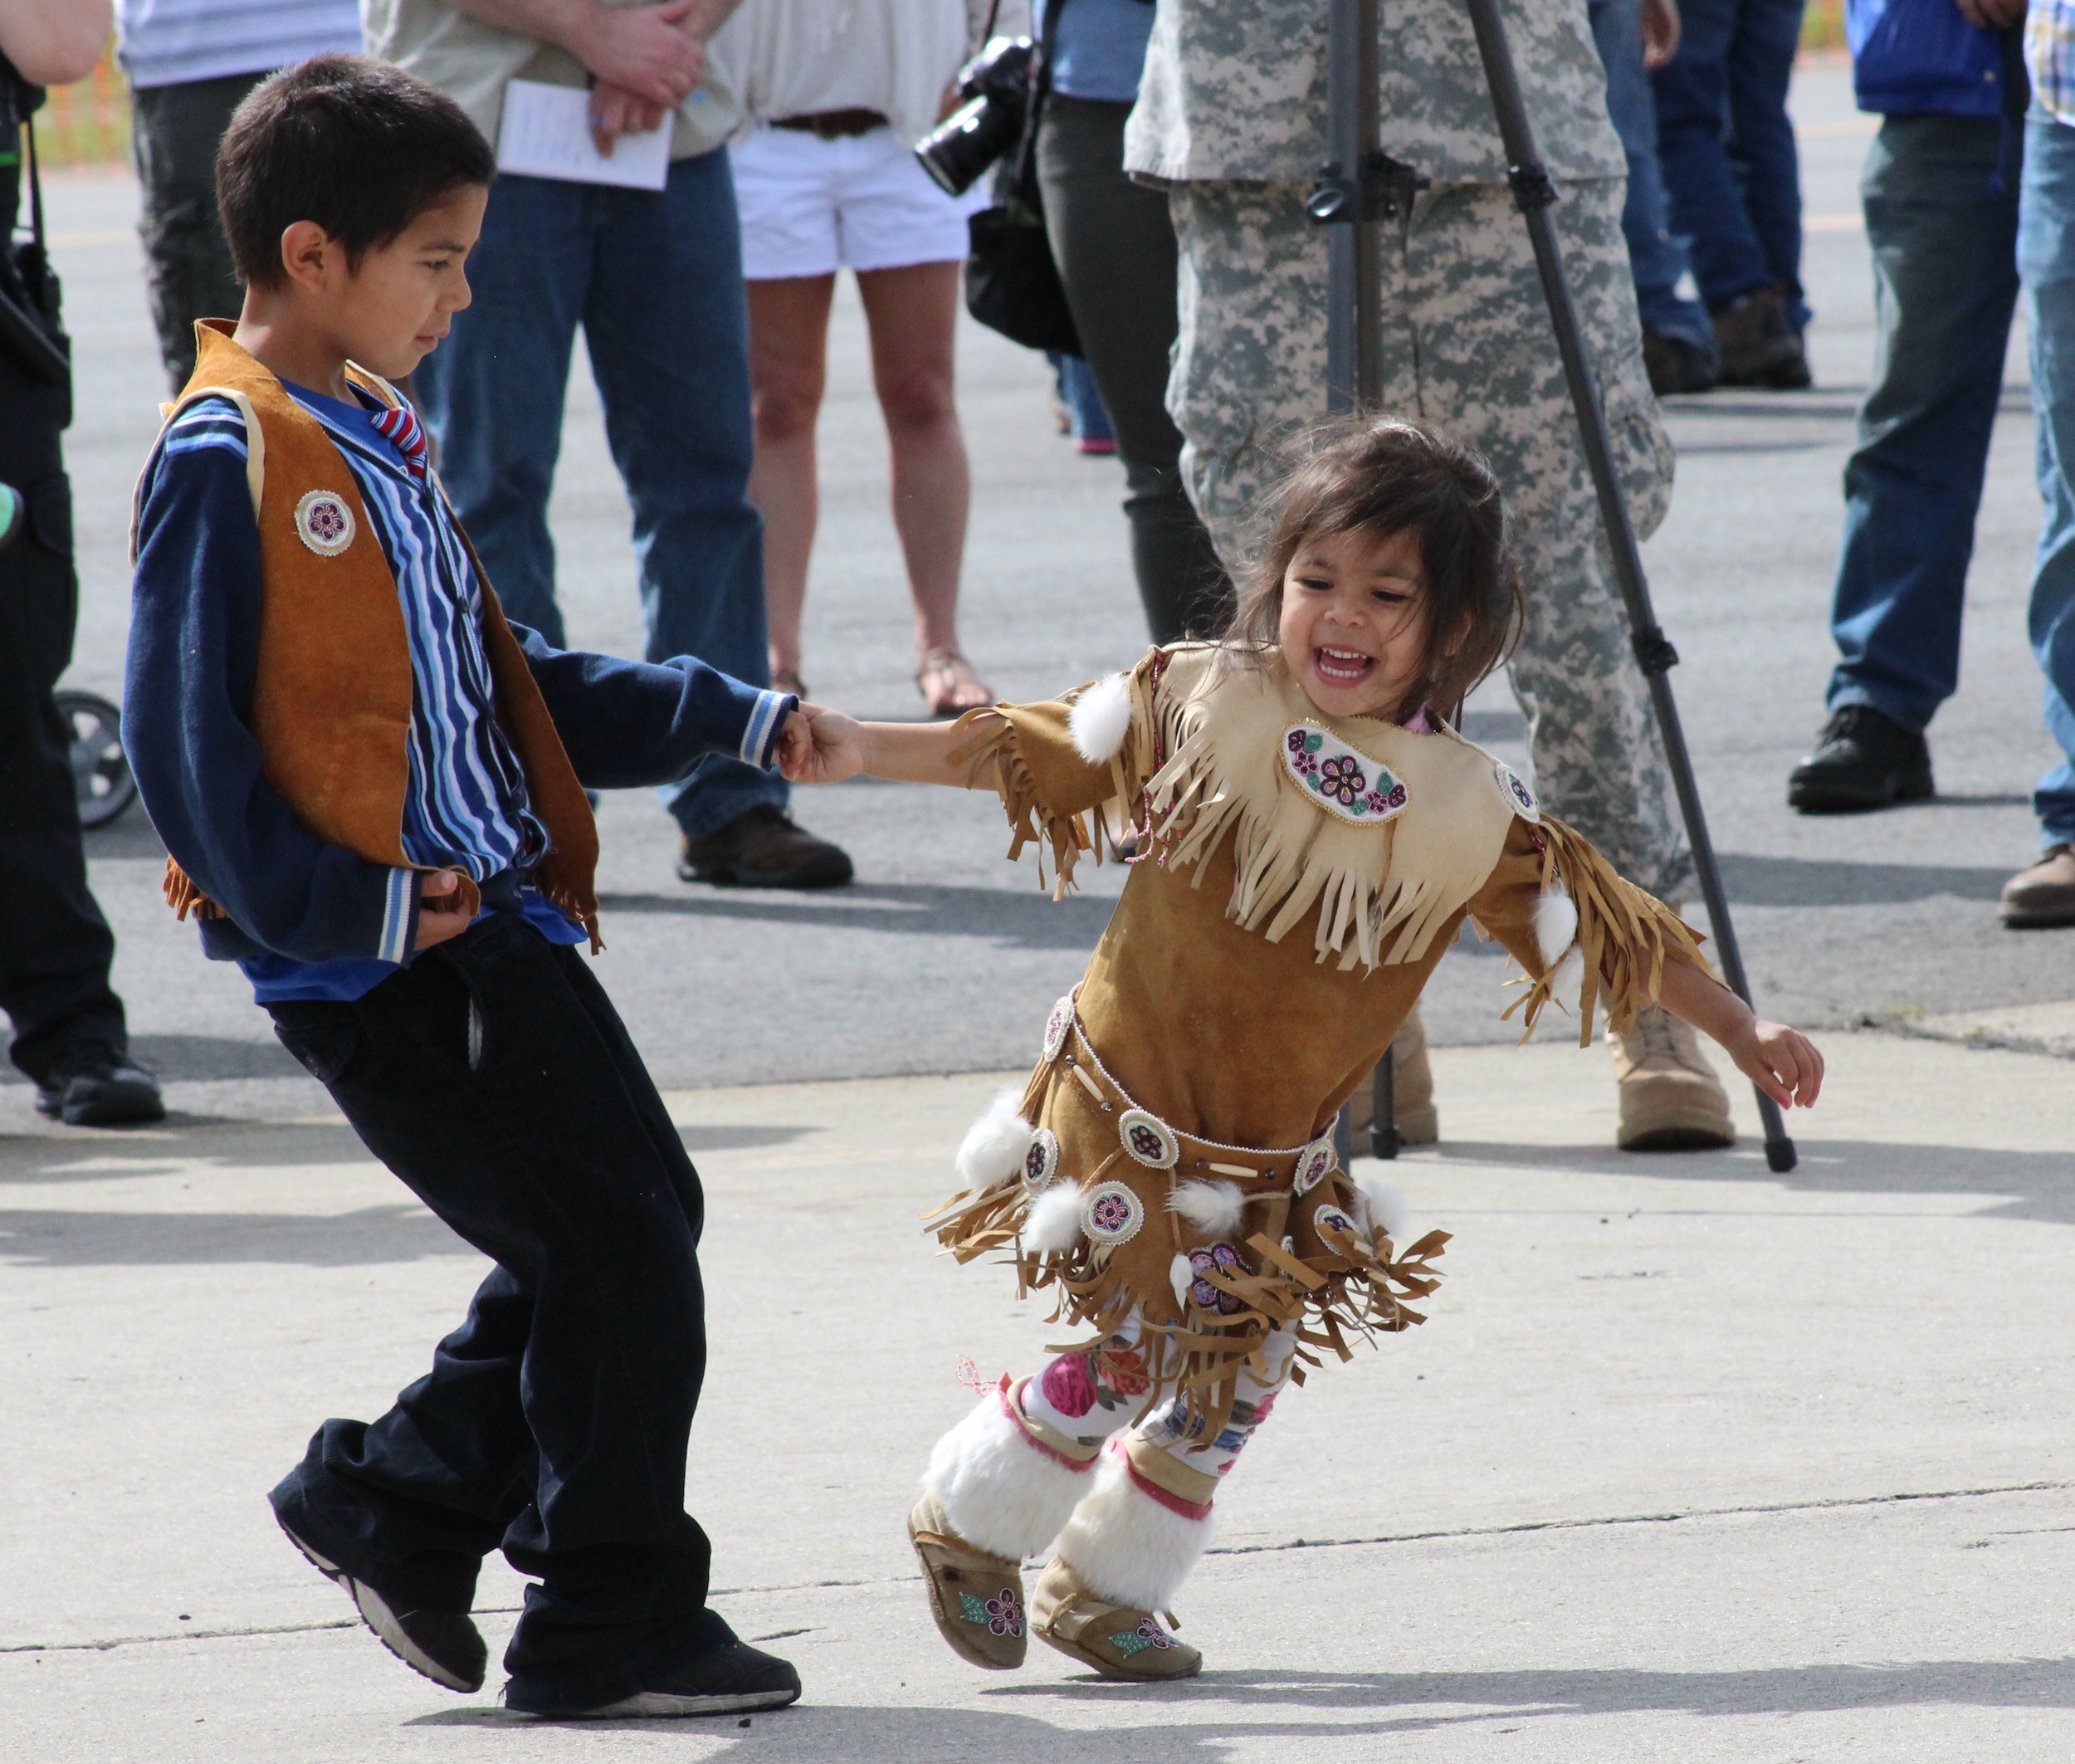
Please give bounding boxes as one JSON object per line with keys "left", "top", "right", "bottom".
{"left": 1016, "top": 1312, "right": 1301, "bottom": 1480}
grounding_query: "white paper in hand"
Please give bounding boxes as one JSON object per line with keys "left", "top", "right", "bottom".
{"left": 496, "top": 80, "right": 671, "bottom": 191}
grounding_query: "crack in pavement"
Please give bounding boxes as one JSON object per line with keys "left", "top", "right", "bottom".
{"left": 7, "top": 1480, "right": 2064, "bottom": 1659}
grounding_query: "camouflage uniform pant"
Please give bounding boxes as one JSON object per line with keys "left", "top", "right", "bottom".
{"left": 1167, "top": 177, "right": 1694, "bottom": 902}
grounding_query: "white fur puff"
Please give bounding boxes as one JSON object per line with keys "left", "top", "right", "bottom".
{"left": 1021, "top": 1184, "right": 1085, "bottom": 1254}
{"left": 1353, "top": 1175, "right": 1410, "bottom": 1245}
{"left": 1532, "top": 889, "right": 1579, "bottom": 968}
{"left": 1169, "top": 1253, "right": 1194, "bottom": 1310}
{"left": 1167, "top": 1178, "right": 1245, "bottom": 1240}
{"left": 925, "top": 1390, "right": 1091, "bottom": 1558}
{"left": 1068, "top": 672, "right": 1134, "bottom": 764}
{"left": 1547, "top": 942, "right": 1586, "bottom": 1010}
{"left": 1056, "top": 1447, "right": 1215, "bottom": 1610}
{"left": 956, "top": 1087, "right": 1035, "bottom": 1190}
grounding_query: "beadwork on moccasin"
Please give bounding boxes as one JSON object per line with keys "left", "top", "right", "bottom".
{"left": 1117, "top": 1107, "right": 1180, "bottom": 1170}
{"left": 1281, "top": 725, "right": 1409, "bottom": 825}
{"left": 1081, "top": 1180, "right": 1145, "bottom": 1245}
{"left": 1023, "top": 1127, "right": 1060, "bottom": 1191}
{"left": 1495, "top": 760, "right": 1540, "bottom": 822}
{"left": 1291, "top": 1136, "right": 1336, "bottom": 1195}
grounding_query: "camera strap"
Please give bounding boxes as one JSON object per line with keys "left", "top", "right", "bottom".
{"left": 0, "top": 56, "right": 70, "bottom": 389}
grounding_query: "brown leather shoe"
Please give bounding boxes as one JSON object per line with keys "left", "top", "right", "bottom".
{"left": 907, "top": 1494, "right": 1028, "bottom": 1670}
{"left": 1029, "top": 1558, "right": 1201, "bottom": 1681}
{"left": 1711, "top": 284, "right": 1810, "bottom": 388}
{"left": 1611, "top": 1006, "right": 1734, "bottom": 1151}
{"left": 677, "top": 804, "right": 853, "bottom": 889}
{"left": 2001, "top": 844, "right": 2075, "bottom": 927}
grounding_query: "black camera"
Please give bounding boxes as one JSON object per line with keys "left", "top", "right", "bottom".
{"left": 914, "top": 36, "right": 1036, "bottom": 198}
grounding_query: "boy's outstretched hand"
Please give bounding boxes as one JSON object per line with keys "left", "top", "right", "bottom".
{"left": 1722, "top": 1018, "right": 1824, "bottom": 1111}
{"left": 776, "top": 705, "right": 867, "bottom": 785}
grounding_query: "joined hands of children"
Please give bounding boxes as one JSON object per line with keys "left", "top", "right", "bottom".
{"left": 774, "top": 706, "right": 975, "bottom": 789}
{"left": 414, "top": 868, "right": 473, "bottom": 950}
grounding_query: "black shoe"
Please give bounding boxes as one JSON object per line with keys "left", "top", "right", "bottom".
{"left": 1787, "top": 705, "right": 1934, "bottom": 814}
{"left": 1642, "top": 329, "right": 1719, "bottom": 396}
{"left": 33, "top": 1043, "right": 165, "bottom": 1126}
{"left": 1712, "top": 285, "right": 1811, "bottom": 389}
{"left": 278, "top": 1517, "right": 487, "bottom": 1693}
{"left": 677, "top": 804, "right": 853, "bottom": 889}
{"left": 509, "top": 1639, "right": 803, "bottom": 1719}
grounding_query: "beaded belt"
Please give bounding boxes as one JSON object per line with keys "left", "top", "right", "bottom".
{"left": 1029, "top": 992, "right": 1341, "bottom": 1202}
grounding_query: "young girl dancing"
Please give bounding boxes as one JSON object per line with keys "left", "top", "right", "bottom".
{"left": 781, "top": 419, "right": 1823, "bottom": 1680}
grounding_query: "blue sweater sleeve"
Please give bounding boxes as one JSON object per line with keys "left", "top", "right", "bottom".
{"left": 511, "top": 623, "right": 795, "bottom": 789}
{"left": 124, "top": 403, "right": 421, "bottom": 965}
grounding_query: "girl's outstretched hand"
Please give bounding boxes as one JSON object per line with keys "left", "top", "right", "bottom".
{"left": 1725, "top": 1018, "right": 1824, "bottom": 1110}
{"left": 776, "top": 704, "right": 866, "bottom": 784}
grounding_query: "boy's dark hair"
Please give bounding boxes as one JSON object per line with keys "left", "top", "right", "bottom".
{"left": 217, "top": 54, "right": 496, "bottom": 290}
{"left": 1223, "top": 418, "right": 1523, "bottom": 718}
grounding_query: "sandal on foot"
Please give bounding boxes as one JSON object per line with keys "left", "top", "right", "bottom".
{"left": 907, "top": 1493, "right": 1028, "bottom": 1669}
{"left": 915, "top": 648, "right": 994, "bottom": 719}
{"left": 1029, "top": 1557, "right": 1202, "bottom": 1681}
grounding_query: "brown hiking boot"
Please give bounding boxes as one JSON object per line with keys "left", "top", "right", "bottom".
{"left": 1610, "top": 1006, "right": 1734, "bottom": 1151}
{"left": 1343, "top": 1001, "right": 1438, "bottom": 1147}
{"left": 2001, "top": 844, "right": 2075, "bottom": 928}
{"left": 1711, "top": 285, "right": 1810, "bottom": 389}
{"left": 677, "top": 804, "right": 853, "bottom": 889}
{"left": 907, "top": 1493, "right": 1028, "bottom": 1670}
{"left": 1029, "top": 1558, "right": 1202, "bottom": 1681}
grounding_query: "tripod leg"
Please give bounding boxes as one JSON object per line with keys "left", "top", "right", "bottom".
{"left": 1370, "top": 1043, "right": 1399, "bottom": 1161}
{"left": 1460, "top": 0, "right": 1794, "bottom": 1174}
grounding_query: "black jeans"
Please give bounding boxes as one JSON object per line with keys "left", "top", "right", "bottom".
{"left": 1037, "top": 95, "right": 1233, "bottom": 643}
{"left": 266, "top": 914, "right": 731, "bottom": 1709}
{"left": 0, "top": 351, "right": 125, "bottom": 1083}
{"left": 129, "top": 71, "right": 264, "bottom": 390}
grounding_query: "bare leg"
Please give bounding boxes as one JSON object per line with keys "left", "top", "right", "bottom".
{"left": 855, "top": 260, "right": 990, "bottom": 708}
{"left": 745, "top": 273, "right": 837, "bottom": 684}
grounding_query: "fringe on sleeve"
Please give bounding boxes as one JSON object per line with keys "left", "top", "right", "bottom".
{"left": 1502, "top": 814, "right": 1713, "bottom": 1047}
{"left": 945, "top": 652, "right": 1165, "bottom": 900}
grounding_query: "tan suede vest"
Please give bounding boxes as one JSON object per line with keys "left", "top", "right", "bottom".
{"left": 140, "top": 321, "right": 600, "bottom": 948}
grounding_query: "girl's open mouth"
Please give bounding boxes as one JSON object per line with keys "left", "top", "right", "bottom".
{"left": 1311, "top": 645, "right": 1378, "bottom": 685}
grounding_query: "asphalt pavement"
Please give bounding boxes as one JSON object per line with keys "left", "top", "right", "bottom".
{"left": 8, "top": 51, "right": 2075, "bottom": 1764}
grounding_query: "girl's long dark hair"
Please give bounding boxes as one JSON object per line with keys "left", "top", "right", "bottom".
{"left": 1221, "top": 418, "right": 1524, "bottom": 720}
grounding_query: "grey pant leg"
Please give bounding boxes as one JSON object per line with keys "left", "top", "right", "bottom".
{"left": 129, "top": 72, "right": 267, "bottom": 391}
{"left": 1036, "top": 97, "right": 1233, "bottom": 642}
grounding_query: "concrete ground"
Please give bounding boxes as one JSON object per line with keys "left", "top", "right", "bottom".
{"left": 6, "top": 1034, "right": 2075, "bottom": 1761}
{"left": 11, "top": 51, "right": 2075, "bottom": 1764}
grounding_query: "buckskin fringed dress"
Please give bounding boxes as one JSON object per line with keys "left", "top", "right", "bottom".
{"left": 930, "top": 642, "right": 1708, "bottom": 1434}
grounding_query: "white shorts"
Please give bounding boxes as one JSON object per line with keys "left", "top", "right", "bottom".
{"left": 729, "top": 122, "right": 985, "bottom": 281}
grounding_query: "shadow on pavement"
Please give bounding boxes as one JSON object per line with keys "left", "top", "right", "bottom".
{"left": 0, "top": 1203, "right": 471, "bottom": 1267}
{"left": 598, "top": 882, "right": 1120, "bottom": 950}
{"left": 1718, "top": 853, "right": 2009, "bottom": 906}
{"left": 405, "top": 1654, "right": 2075, "bottom": 1751}
{"left": 1431, "top": 1138, "right": 2075, "bottom": 1225}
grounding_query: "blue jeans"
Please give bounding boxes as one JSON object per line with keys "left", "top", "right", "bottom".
{"left": 414, "top": 152, "right": 784, "bottom": 838}
{"left": 1828, "top": 115, "right": 2019, "bottom": 734}
{"left": 1652, "top": 0, "right": 1809, "bottom": 325}
{"left": 2017, "top": 112, "right": 2075, "bottom": 843}
{"left": 1589, "top": 0, "right": 1716, "bottom": 354}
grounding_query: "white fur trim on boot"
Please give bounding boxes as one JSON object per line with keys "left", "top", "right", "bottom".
{"left": 1068, "top": 672, "right": 1134, "bottom": 763}
{"left": 923, "top": 1389, "right": 1094, "bottom": 1561}
{"left": 1054, "top": 1444, "right": 1215, "bottom": 1612}
{"left": 957, "top": 1088, "right": 1036, "bottom": 1190}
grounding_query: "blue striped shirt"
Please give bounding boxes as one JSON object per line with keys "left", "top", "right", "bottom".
{"left": 2030, "top": 0, "right": 2075, "bottom": 125}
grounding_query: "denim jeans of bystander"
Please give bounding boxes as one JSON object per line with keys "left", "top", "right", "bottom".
{"left": 412, "top": 151, "right": 788, "bottom": 841}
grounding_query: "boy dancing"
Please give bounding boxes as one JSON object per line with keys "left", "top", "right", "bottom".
{"left": 125, "top": 56, "right": 803, "bottom": 1720}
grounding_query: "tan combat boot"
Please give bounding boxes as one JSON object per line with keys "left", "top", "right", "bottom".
{"left": 907, "top": 1493, "right": 1028, "bottom": 1669}
{"left": 1029, "top": 1558, "right": 1202, "bottom": 1681}
{"left": 1610, "top": 1005, "right": 1734, "bottom": 1151}
{"left": 1342, "top": 1000, "right": 1438, "bottom": 1147}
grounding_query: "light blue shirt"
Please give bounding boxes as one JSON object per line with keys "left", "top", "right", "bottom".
{"left": 115, "top": 0, "right": 362, "bottom": 90}
{"left": 1037, "top": 0, "right": 1155, "bottom": 105}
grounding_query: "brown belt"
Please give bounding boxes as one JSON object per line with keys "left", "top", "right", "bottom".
{"left": 769, "top": 108, "right": 887, "bottom": 139}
